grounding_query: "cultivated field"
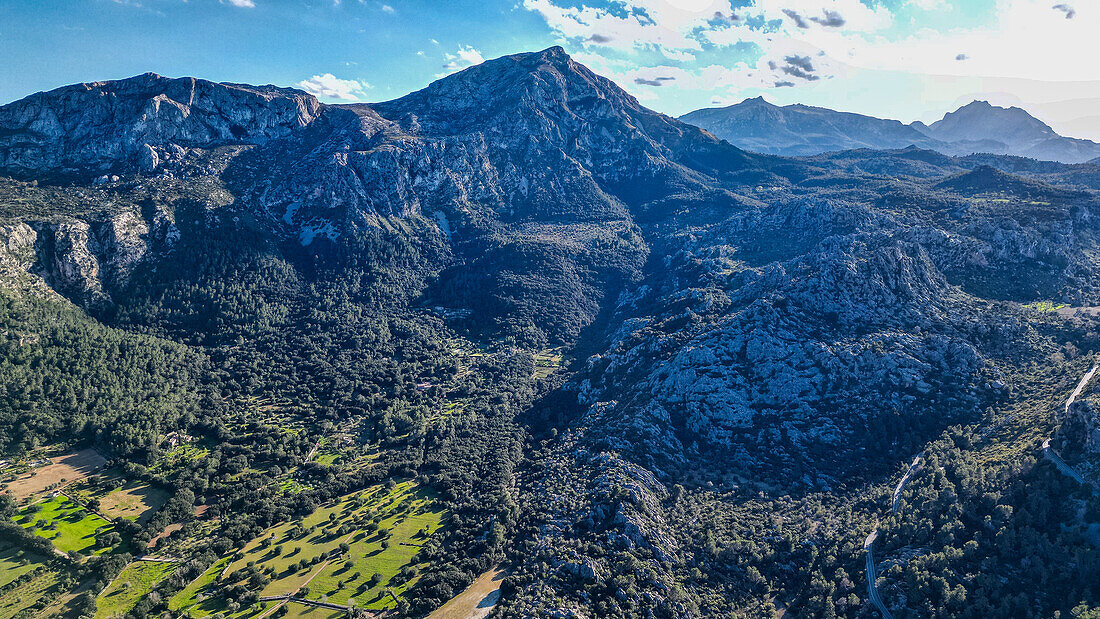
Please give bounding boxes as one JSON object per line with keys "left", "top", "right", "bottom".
{"left": 218, "top": 481, "right": 445, "bottom": 612}
{"left": 168, "top": 557, "right": 228, "bottom": 617}
{"left": 94, "top": 481, "right": 168, "bottom": 524}
{"left": 3, "top": 449, "right": 106, "bottom": 500}
{"left": 18, "top": 494, "right": 113, "bottom": 555}
{"left": 94, "top": 561, "right": 176, "bottom": 618}
{"left": 0, "top": 569, "right": 62, "bottom": 619}
{"left": 0, "top": 544, "right": 48, "bottom": 590}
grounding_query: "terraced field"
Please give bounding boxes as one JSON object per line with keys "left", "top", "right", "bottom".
{"left": 0, "top": 569, "right": 63, "bottom": 619}
{"left": 219, "top": 481, "right": 446, "bottom": 612}
{"left": 94, "top": 561, "right": 176, "bottom": 618}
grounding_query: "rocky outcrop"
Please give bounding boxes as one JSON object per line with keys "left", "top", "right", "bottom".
{"left": 0, "top": 73, "right": 321, "bottom": 177}
{"left": 0, "top": 222, "right": 39, "bottom": 284}
{"left": 1, "top": 206, "right": 178, "bottom": 308}
{"left": 33, "top": 220, "right": 107, "bottom": 306}
{"left": 1058, "top": 397, "right": 1100, "bottom": 458}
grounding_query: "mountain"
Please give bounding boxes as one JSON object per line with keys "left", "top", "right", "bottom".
{"left": 2, "top": 48, "right": 1100, "bottom": 618}
{"left": 0, "top": 72, "right": 321, "bottom": 179}
{"left": 922, "top": 100, "right": 1100, "bottom": 163}
{"left": 679, "top": 96, "right": 945, "bottom": 156}
{"left": 682, "top": 97, "right": 1100, "bottom": 164}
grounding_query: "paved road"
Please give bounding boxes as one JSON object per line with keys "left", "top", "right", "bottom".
{"left": 864, "top": 529, "right": 891, "bottom": 619}
{"left": 865, "top": 454, "right": 922, "bottom": 619}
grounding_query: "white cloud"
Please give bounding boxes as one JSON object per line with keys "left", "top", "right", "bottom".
{"left": 524, "top": 0, "right": 1099, "bottom": 112}
{"left": 222, "top": 0, "right": 255, "bottom": 7}
{"left": 438, "top": 46, "right": 485, "bottom": 77}
{"left": 908, "top": 0, "right": 952, "bottom": 10}
{"left": 524, "top": 0, "right": 890, "bottom": 95}
{"left": 382, "top": 4, "right": 394, "bottom": 13}
{"left": 824, "top": 0, "right": 1099, "bottom": 81}
{"left": 295, "top": 74, "right": 372, "bottom": 101}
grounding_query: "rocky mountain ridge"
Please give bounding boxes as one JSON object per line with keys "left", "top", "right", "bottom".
{"left": 2, "top": 47, "right": 1100, "bottom": 618}
{"left": 0, "top": 72, "right": 321, "bottom": 179}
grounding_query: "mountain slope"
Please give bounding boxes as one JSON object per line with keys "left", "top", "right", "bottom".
{"left": 1, "top": 48, "right": 1099, "bottom": 619}
{"left": 921, "top": 100, "right": 1100, "bottom": 163}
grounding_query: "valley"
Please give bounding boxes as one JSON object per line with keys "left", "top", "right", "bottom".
{"left": 0, "top": 46, "right": 1097, "bottom": 618}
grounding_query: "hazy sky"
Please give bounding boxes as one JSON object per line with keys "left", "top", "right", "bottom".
{"left": 2, "top": 0, "right": 1098, "bottom": 139}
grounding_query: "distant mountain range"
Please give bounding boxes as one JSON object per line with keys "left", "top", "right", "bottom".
{"left": 680, "top": 98, "right": 1100, "bottom": 164}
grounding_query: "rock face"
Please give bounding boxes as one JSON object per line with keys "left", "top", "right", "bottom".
{"left": 0, "top": 73, "right": 321, "bottom": 177}
{"left": 0, "top": 207, "right": 178, "bottom": 309}
{"left": 681, "top": 98, "right": 1100, "bottom": 164}
{"left": 5, "top": 47, "right": 1100, "bottom": 616}
{"left": 225, "top": 47, "right": 767, "bottom": 342}
{"left": 239, "top": 47, "right": 758, "bottom": 228}
{"left": 1059, "top": 399, "right": 1100, "bottom": 457}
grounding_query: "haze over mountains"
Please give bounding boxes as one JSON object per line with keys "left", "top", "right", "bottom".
{"left": 1, "top": 47, "right": 1100, "bottom": 618}
{"left": 681, "top": 97, "right": 1100, "bottom": 164}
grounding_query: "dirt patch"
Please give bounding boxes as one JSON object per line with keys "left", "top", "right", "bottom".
{"left": 193, "top": 504, "right": 210, "bottom": 518}
{"left": 98, "top": 484, "right": 168, "bottom": 524}
{"left": 4, "top": 449, "right": 106, "bottom": 500}
{"left": 427, "top": 566, "right": 506, "bottom": 619}
{"left": 146, "top": 523, "right": 183, "bottom": 549}
{"left": 1056, "top": 306, "right": 1100, "bottom": 318}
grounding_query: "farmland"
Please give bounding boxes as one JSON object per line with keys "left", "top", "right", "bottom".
{"left": 168, "top": 558, "right": 229, "bottom": 616}
{"left": 3, "top": 449, "right": 106, "bottom": 500}
{"left": 427, "top": 566, "right": 506, "bottom": 619}
{"left": 94, "top": 561, "right": 177, "bottom": 619}
{"left": 0, "top": 568, "right": 64, "bottom": 619}
{"left": 17, "top": 494, "right": 113, "bottom": 555}
{"left": 83, "top": 479, "right": 169, "bottom": 525}
{"left": 217, "top": 480, "right": 446, "bottom": 612}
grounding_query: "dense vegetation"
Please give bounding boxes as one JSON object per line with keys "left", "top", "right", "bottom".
{"left": 0, "top": 48, "right": 1099, "bottom": 618}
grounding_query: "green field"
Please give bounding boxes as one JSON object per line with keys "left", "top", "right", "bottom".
{"left": 17, "top": 494, "right": 113, "bottom": 555}
{"left": 95, "top": 561, "right": 176, "bottom": 618}
{"left": 168, "top": 557, "right": 229, "bottom": 617}
{"left": 0, "top": 544, "right": 48, "bottom": 589}
{"left": 220, "top": 481, "right": 446, "bottom": 611}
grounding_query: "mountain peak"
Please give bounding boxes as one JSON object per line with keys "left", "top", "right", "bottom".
{"left": 372, "top": 44, "right": 644, "bottom": 136}
{"left": 740, "top": 95, "right": 773, "bottom": 107}
{"left": 925, "top": 98, "right": 1058, "bottom": 148}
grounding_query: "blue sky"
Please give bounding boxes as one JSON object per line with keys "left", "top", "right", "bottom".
{"left": 3, "top": 0, "right": 1099, "bottom": 138}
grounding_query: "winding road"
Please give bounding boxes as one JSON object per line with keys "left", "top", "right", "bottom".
{"left": 865, "top": 361, "right": 1098, "bottom": 617}
{"left": 1042, "top": 363, "right": 1099, "bottom": 491}
{"left": 865, "top": 454, "right": 922, "bottom": 619}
